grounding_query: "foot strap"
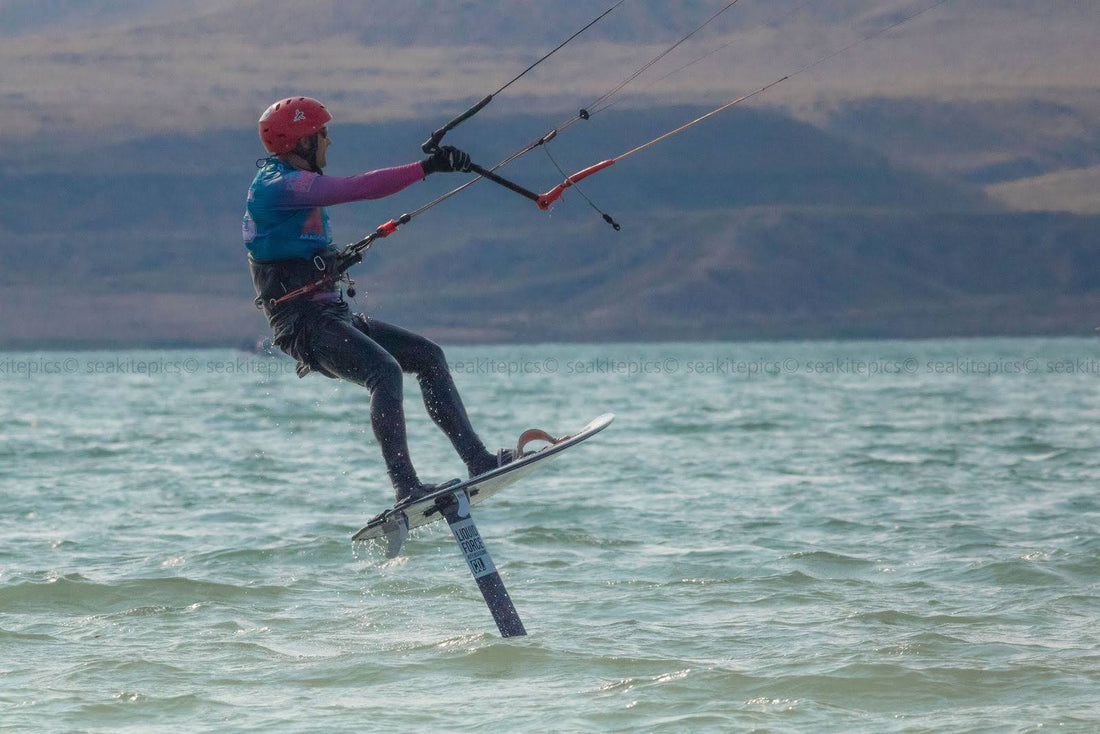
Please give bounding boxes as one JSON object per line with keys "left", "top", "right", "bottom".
{"left": 515, "top": 427, "right": 570, "bottom": 456}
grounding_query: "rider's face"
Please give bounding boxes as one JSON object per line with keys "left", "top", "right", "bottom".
{"left": 315, "top": 127, "right": 330, "bottom": 169}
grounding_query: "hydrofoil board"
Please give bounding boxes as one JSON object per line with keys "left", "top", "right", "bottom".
{"left": 353, "top": 413, "right": 614, "bottom": 544}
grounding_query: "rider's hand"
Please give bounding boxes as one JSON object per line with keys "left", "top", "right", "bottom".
{"left": 421, "top": 145, "right": 473, "bottom": 175}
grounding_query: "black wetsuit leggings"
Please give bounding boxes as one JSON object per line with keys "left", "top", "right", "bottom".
{"left": 305, "top": 314, "right": 490, "bottom": 491}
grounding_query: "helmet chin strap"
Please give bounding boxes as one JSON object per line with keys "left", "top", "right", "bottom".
{"left": 288, "top": 134, "right": 322, "bottom": 174}
{"left": 304, "top": 134, "right": 323, "bottom": 174}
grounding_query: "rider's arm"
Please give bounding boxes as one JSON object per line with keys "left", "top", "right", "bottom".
{"left": 274, "top": 163, "right": 426, "bottom": 208}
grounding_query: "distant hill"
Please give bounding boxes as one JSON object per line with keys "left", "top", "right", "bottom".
{"left": 0, "top": 106, "right": 991, "bottom": 276}
{"left": 355, "top": 207, "right": 1100, "bottom": 343}
{"left": 823, "top": 95, "right": 1100, "bottom": 187}
{"left": 3, "top": 0, "right": 1094, "bottom": 48}
{"left": 1, "top": 106, "right": 1095, "bottom": 347}
{"left": 1, "top": 1, "right": 1095, "bottom": 149}
{"left": 0, "top": 1, "right": 1096, "bottom": 346}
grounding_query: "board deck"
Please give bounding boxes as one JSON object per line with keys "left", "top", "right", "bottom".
{"left": 352, "top": 413, "right": 614, "bottom": 542}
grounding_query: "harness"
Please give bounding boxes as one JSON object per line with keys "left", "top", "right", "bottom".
{"left": 249, "top": 249, "right": 356, "bottom": 316}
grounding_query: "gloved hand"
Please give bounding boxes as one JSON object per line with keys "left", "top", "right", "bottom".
{"left": 421, "top": 145, "right": 473, "bottom": 175}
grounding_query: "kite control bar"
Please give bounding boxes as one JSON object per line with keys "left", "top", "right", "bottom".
{"left": 421, "top": 95, "right": 494, "bottom": 154}
{"left": 469, "top": 163, "right": 541, "bottom": 203}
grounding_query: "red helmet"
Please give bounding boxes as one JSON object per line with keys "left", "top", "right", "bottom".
{"left": 258, "top": 96, "right": 332, "bottom": 154}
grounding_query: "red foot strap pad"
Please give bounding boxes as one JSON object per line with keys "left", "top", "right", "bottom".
{"left": 515, "top": 428, "right": 563, "bottom": 456}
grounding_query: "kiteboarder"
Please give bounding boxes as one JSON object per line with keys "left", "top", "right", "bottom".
{"left": 244, "top": 97, "right": 514, "bottom": 505}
